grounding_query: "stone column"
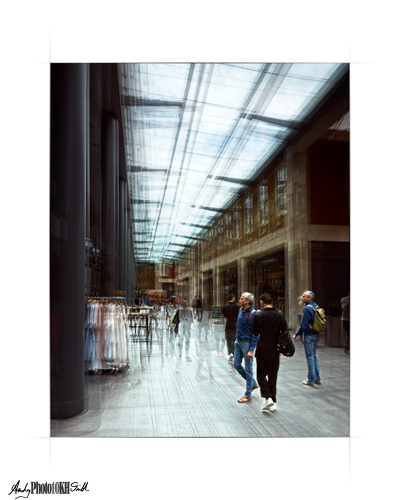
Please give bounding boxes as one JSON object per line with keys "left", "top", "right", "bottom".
{"left": 211, "top": 266, "right": 217, "bottom": 307}
{"left": 285, "top": 149, "right": 312, "bottom": 330}
{"left": 215, "top": 266, "right": 222, "bottom": 307}
{"left": 238, "top": 257, "right": 249, "bottom": 298}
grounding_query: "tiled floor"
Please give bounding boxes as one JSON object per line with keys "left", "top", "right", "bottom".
{"left": 51, "top": 314, "right": 350, "bottom": 438}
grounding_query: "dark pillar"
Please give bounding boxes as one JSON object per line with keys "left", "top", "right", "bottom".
{"left": 84, "top": 79, "right": 91, "bottom": 297}
{"left": 126, "top": 235, "right": 131, "bottom": 302}
{"left": 101, "top": 112, "right": 119, "bottom": 296}
{"left": 115, "top": 162, "right": 120, "bottom": 292}
{"left": 51, "top": 63, "right": 88, "bottom": 419}
{"left": 124, "top": 182, "right": 128, "bottom": 296}
{"left": 129, "top": 237, "right": 134, "bottom": 303}
{"left": 127, "top": 233, "right": 135, "bottom": 303}
{"left": 119, "top": 180, "right": 127, "bottom": 295}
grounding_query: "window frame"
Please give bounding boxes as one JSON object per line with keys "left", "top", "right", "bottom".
{"left": 258, "top": 180, "right": 269, "bottom": 226}
{"left": 234, "top": 204, "right": 241, "bottom": 240}
{"left": 276, "top": 165, "right": 288, "bottom": 217}
{"left": 245, "top": 195, "right": 253, "bottom": 234}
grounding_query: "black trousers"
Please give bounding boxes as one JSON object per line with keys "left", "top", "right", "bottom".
{"left": 256, "top": 356, "right": 280, "bottom": 403}
{"left": 225, "top": 328, "right": 236, "bottom": 356}
{"left": 343, "top": 320, "right": 350, "bottom": 351}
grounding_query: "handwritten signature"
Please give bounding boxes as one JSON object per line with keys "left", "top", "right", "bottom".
{"left": 8, "top": 481, "right": 30, "bottom": 499}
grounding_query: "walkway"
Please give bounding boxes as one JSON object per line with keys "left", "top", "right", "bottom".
{"left": 51, "top": 313, "right": 350, "bottom": 438}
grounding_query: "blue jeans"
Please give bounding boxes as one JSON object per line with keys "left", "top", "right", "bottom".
{"left": 233, "top": 340, "right": 258, "bottom": 397}
{"left": 303, "top": 334, "right": 321, "bottom": 384}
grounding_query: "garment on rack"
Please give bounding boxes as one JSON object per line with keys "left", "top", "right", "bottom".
{"left": 84, "top": 299, "right": 129, "bottom": 372}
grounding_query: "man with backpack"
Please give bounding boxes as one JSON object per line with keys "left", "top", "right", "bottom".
{"left": 253, "top": 293, "right": 288, "bottom": 412}
{"left": 233, "top": 292, "right": 259, "bottom": 403}
{"left": 293, "top": 290, "right": 323, "bottom": 387}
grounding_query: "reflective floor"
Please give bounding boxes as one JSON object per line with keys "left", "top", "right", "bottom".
{"left": 51, "top": 311, "right": 350, "bottom": 438}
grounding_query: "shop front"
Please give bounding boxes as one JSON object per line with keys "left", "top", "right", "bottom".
{"left": 249, "top": 250, "right": 285, "bottom": 313}
{"left": 220, "top": 265, "right": 238, "bottom": 304}
{"left": 201, "top": 271, "right": 213, "bottom": 310}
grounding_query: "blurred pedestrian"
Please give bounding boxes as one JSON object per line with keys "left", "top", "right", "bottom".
{"left": 177, "top": 299, "right": 193, "bottom": 361}
{"left": 214, "top": 318, "right": 226, "bottom": 358}
{"left": 192, "top": 296, "right": 199, "bottom": 319}
{"left": 195, "top": 316, "right": 215, "bottom": 382}
{"left": 341, "top": 292, "right": 350, "bottom": 356}
{"left": 197, "top": 295, "right": 203, "bottom": 321}
{"left": 222, "top": 293, "right": 240, "bottom": 372}
{"left": 166, "top": 296, "right": 178, "bottom": 356}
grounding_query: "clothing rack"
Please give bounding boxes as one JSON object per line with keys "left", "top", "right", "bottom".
{"left": 84, "top": 299, "right": 130, "bottom": 374}
{"left": 85, "top": 296, "right": 126, "bottom": 300}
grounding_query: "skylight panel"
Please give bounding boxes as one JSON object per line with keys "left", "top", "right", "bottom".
{"left": 236, "top": 136, "right": 270, "bottom": 163}
{"left": 287, "top": 63, "right": 339, "bottom": 82}
{"left": 263, "top": 90, "right": 312, "bottom": 121}
{"left": 203, "top": 190, "right": 232, "bottom": 209}
{"left": 205, "top": 74, "right": 254, "bottom": 109}
{"left": 151, "top": 63, "right": 191, "bottom": 80}
{"left": 139, "top": 63, "right": 190, "bottom": 102}
{"left": 207, "top": 81, "right": 248, "bottom": 109}
{"left": 184, "top": 155, "right": 215, "bottom": 171}
{"left": 190, "top": 137, "right": 224, "bottom": 159}
{"left": 213, "top": 63, "right": 263, "bottom": 83}
{"left": 263, "top": 63, "right": 342, "bottom": 121}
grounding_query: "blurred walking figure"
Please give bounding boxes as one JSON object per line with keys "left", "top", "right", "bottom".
{"left": 214, "top": 322, "right": 226, "bottom": 357}
{"left": 195, "top": 315, "right": 214, "bottom": 382}
{"left": 177, "top": 299, "right": 193, "bottom": 361}
{"left": 166, "top": 296, "right": 179, "bottom": 356}
{"left": 223, "top": 293, "right": 240, "bottom": 372}
{"left": 341, "top": 292, "right": 350, "bottom": 356}
{"left": 192, "top": 296, "right": 199, "bottom": 319}
{"left": 293, "top": 291, "right": 322, "bottom": 387}
{"left": 234, "top": 293, "right": 259, "bottom": 403}
{"left": 197, "top": 295, "right": 203, "bottom": 321}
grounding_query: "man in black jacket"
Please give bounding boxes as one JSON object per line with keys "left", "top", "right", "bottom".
{"left": 222, "top": 293, "right": 240, "bottom": 370}
{"left": 253, "top": 293, "right": 288, "bottom": 412}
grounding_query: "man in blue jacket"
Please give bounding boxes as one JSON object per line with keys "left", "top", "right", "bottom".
{"left": 233, "top": 292, "right": 259, "bottom": 403}
{"left": 293, "top": 290, "right": 322, "bottom": 387}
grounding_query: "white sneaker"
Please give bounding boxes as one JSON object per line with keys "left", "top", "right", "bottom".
{"left": 261, "top": 397, "right": 275, "bottom": 411}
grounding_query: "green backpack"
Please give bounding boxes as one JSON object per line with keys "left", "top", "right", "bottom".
{"left": 306, "top": 304, "right": 327, "bottom": 333}
{"left": 249, "top": 310, "right": 255, "bottom": 329}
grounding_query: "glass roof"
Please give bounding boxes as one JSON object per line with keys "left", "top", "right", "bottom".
{"left": 118, "top": 63, "right": 348, "bottom": 263}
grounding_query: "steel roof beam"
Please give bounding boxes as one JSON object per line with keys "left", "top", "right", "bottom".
{"left": 241, "top": 112, "right": 299, "bottom": 130}
{"left": 122, "top": 95, "right": 183, "bottom": 107}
